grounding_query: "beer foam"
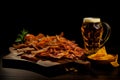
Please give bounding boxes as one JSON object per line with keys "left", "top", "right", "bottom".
{"left": 83, "top": 17, "right": 100, "bottom": 23}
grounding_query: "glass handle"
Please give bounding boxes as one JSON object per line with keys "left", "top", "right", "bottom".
{"left": 100, "top": 22, "right": 111, "bottom": 48}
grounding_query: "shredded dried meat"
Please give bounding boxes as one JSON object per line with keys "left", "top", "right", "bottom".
{"left": 13, "top": 32, "right": 86, "bottom": 61}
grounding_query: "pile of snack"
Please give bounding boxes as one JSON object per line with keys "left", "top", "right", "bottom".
{"left": 13, "top": 31, "right": 86, "bottom": 62}
{"left": 88, "top": 46, "right": 119, "bottom": 67}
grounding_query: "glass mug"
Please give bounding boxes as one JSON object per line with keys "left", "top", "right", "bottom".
{"left": 81, "top": 17, "right": 111, "bottom": 54}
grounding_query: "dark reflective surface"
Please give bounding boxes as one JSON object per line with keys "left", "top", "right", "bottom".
{"left": 0, "top": 66, "right": 120, "bottom": 80}
{"left": 0, "top": 56, "right": 120, "bottom": 80}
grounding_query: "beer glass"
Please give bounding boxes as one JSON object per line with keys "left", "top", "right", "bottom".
{"left": 81, "top": 17, "right": 111, "bottom": 54}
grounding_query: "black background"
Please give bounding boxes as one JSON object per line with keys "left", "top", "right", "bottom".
{"left": 0, "top": 2, "right": 120, "bottom": 57}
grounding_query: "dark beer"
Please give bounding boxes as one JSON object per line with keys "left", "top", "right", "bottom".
{"left": 81, "top": 22, "right": 103, "bottom": 54}
{"left": 81, "top": 18, "right": 104, "bottom": 54}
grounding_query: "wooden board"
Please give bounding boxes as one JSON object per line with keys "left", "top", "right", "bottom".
{"left": 2, "top": 51, "right": 92, "bottom": 77}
